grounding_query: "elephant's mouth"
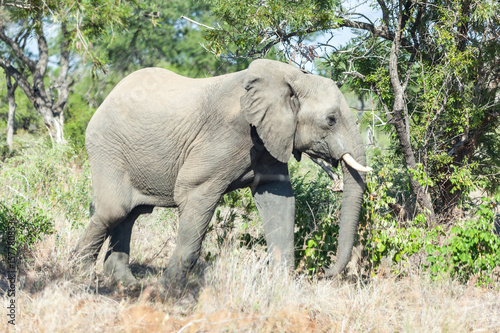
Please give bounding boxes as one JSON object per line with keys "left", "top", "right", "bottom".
{"left": 341, "top": 153, "right": 372, "bottom": 173}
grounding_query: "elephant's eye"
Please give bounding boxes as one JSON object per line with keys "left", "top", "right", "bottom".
{"left": 327, "top": 115, "right": 336, "bottom": 127}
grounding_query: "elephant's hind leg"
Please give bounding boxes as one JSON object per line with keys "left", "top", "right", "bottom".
{"left": 104, "top": 205, "right": 153, "bottom": 286}
{"left": 74, "top": 200, "right": 131, "bottom": 269}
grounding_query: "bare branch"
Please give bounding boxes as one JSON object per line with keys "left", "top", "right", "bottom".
{"left": 0, "top": 57, "right": 35, "bottom": 103}
{"left": 339, "top": 19, "right": 394, "bottom": 41}
{"left": 53, "top": 21, "right": 71, "bottom": 113}
{"left": 343, "top": 70, "right": 365, "bottom": 80}
{"left": 181, "top": 15, "right": 215, "bottom": 30}
{"left": 0, "top": 27, "right": 36, "bottom": 71}
{"left": 338, "top": 19, "right": 417, "bottom": 54}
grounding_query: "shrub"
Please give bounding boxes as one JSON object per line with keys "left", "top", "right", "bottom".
{"left": 425, "top": 195, "right": 500, "bottom": 285}
{"left": 290, "top": 159, "right": 342, "bottom": 274}
{"left": 357, "top": 151, "right": 500, "bottom": 286}
{"left": 0, "top": 200, "right": 54, "bottom": 261}
{"left": 0, "top": 138, "right": 92, "bottom": 228}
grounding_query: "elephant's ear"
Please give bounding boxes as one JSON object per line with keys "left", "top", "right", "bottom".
{"left": 241, "top": 60, "right": 301, "bottom": 163}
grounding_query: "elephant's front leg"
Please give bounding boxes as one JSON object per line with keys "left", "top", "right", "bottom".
{"left": 252, "top": 163, "right": 295, "bottom": 271}
{"left": 159, "top": 185, "right": 221, "bottom": 289}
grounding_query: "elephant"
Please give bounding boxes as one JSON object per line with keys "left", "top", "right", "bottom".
{"left": 74, "top": 59, "right": 371, "bottom": 288}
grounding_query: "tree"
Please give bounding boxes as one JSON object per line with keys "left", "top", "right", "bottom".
{"left": 89, "top": 0, "right": 249, "bottom": 100}
{"left": 203, "top": 0, "right": 500, "bottom": 222}
{"left": 0, "top": 1, "right": 133, "bottom": 144}
{"left": 103, "top": 0, "right": 244, "bottom": 77}
{"left": 332, "top": 0, "right": 500, "bottom": 220}
{"left": 60, "top": 0, "right": 249, "bottom": 146}
{"left": 4, "top": 70, "right": 16, "bottom": 149}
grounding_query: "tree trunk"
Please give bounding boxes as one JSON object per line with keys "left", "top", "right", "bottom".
{"left": 0, "top": 20, "right": 71, "bottom": 145}
{"left": 391, "top": 97, "right": 436, "bottom": 224}
{"left": 5, "top": 72, "right": 17, "bottom": 150}
{"left": 389, "top": 3, "right": 436, "bottom": 225}
{"left": 38, "top": 105, "right": 65, "bottom": 144}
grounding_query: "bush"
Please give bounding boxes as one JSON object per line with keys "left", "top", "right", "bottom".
{"left": 0, "top": 200, "right": 54, "bottom": 261}
{"left": 425, "top": 195, "right": 500, "bottom": 285}
{"left": 211, "top": 188, "right": 258, "bottom": 252}
{"left": 0, "top": 137, "right": 92, "bottom": 228}
{"left": 290, "top": 159, "right": 342, "bottom": 274}
{"left": 359, "top": 152, "right": 500, "bottom": 286}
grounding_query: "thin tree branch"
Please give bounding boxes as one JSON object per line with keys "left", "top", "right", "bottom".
{"left": 181, "top": 15, "right": 215, "bottom": 30}
{"left": 376, "top": 0, "right": 391, "bottom": 25}
{"left": 0, "top": 27, "right": 36, "bottom": 71}
{"left": 0, "top": 58, "right": 35, "bottom": 103}
{"left": 338, "top": 19, "right": 418, "bottom": 54}
{"left": 53, "top": 21, "right": 71, "bottom": 113}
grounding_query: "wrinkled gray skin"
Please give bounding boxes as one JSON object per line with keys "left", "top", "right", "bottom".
{"left": 75, "top": 59, "right": 367, "bottom": 287}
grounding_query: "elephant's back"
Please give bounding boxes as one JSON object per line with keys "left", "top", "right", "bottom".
{"left": 99, "top": 68, "right": 198, "bottom": 113}
{"left": 111, "top": 67, "right": 194, "bottom": 94}
{"left": 87, "top": 67, "right": 205, "bottom": 139}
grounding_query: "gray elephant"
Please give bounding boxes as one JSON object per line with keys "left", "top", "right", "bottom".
{"left": 75, "top": 59, "right": 371, "bottom": 287}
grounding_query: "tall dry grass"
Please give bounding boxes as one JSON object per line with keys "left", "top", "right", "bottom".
{"left": 1, "top": 207, "right": 499, "bottom": 332}
{"left": 1, "top": 138, "right": 499, "bottom": 332}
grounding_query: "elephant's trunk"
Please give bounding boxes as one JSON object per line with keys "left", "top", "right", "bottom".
{"left": 323, "top": 139, "right": 367, "bottom": 278}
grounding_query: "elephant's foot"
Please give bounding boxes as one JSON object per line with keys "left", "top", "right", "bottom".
{"left": 71, "top": 244, "right": 98, "bottom": 272}
{"left": 104, "top": 252, "right": 137, "bottom": 286}
{"left": 73, "top": 219, "right": 108, "bottom": 270}
{"left": 156, "top": 267, "right": 191, "bottom": 298}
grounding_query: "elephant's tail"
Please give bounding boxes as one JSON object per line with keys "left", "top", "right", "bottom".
{"left": 89, "top": 200, "right": 95, "bottom": 217}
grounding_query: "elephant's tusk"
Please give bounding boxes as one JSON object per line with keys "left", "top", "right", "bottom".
{"left": 342, "top": 153, "right": 373, "bottom": 172}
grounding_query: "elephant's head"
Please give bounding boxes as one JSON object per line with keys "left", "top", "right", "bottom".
{"left": 241, "top": 59, "right": 370, "bottom": 277}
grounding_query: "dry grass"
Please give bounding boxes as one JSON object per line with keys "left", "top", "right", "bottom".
{"left": 2, "top": 208, "right": 499, "bottom": 333}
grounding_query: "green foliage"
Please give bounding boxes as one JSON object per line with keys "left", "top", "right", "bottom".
{"left": 0, "top": 199, "right": 54, "bottom": 261}
{"left": 290, "top": 159, "right": 341, "bottom": 274}
{"left": 212, "top": 188, "right": 258, "bottom": 249}
{"left": 408, "top": 163, "right": 435, "bottom": 188}
{"left": 1, "top": 0, "right": 136, "bottom": 70}
{"left": 361, "top": 214, "right": 434, "bottom": 274}
{"left": 93, "top": 0, "right": 248, "bottom": 80}
{"left": 0, "top": 137, "right": 92, "bottom": 228}
{"left": 359, "top": 153, "right": 499, "bottom": 286}
{"left": 204, "top": 0, "right": 339, "bottom": 59}
{"left": 335, "top": 0, "right": 500, "bottom": 212}
{"left": 64, "top": 78, "right": 97, "bottom": 148}
{"left": 205, "top": 187, "right": 261, "bottom": 263}
{"left": 480, "top": 127, "right": 500, "bottom": 194}
{"left": 425, "top": 195, "right": 500, "bottom": 285}
{"left": 359, "top": 152, "right": 421, "bottom": 274}
{"left": 206, "top": 0, "right": 500, "bottom": 217}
